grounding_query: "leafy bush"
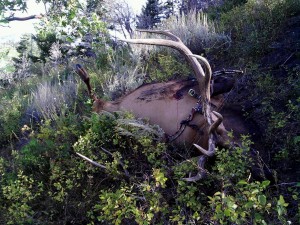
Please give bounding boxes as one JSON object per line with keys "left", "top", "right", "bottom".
{"left": 0, "top": 105, "right": 298, "bottom": 224}
{"left": 248, "top": 68, "right": 300, "bottom": 174}
{"left": 0, "top": 92, "right": 26, "bottom": 147}
{"left": 1, "top": 170, "right": 43, "bottom": 225}
{"left": 207, "top": 136, "right": 290, "bottom": 224}
{"left": 219, "top": 0, "right": 300, "bottom": 58}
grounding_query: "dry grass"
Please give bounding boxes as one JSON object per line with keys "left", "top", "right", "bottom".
{"left": 159, "top": 10, "right": 231, "bottom": 54}
{"left": 127, "top": 10, "right": 230, "bottom": 57}
{"left": 30, "top": 77, "right": 77, "bottom": 121}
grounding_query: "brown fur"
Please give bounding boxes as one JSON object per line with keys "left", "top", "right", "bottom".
{"left": 91, "top": 79, "right": 244, "bottom": 148}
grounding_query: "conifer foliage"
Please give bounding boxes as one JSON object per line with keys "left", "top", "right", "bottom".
{"left": 136, "top": 0, "right": 162, "bottom": 29}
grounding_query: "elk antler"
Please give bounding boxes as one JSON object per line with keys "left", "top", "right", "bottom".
{"left": 182, "top": 155, "right": 207, "bottom": 181}
{"left": 121, "top": 30, "right": 222, "bottom": 181}
{"left": 182, "top": 111, "right": 223, "bottom": 182}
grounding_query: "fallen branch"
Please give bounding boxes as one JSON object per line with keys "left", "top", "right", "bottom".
{"left": 5, "top": 14, "right": 43, "bottom": 22}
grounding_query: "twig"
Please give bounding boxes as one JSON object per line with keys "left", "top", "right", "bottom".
{"left": 76, "top": 152, "right": 106, "bottom": 169}
{"left": 281, "top": 52, "right": 295, "bottom": 66}
{"left": 271, "top": 182, "right": 299, "bottom": 187}
{"left": 100, "top": 147, "right": 113, "bottom": 156}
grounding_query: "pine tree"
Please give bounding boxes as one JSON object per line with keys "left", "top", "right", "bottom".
{"left": 179, "top": 0, "right": 202, "bottom": 14}
{"left": 136, "top": 0, "right": 162, "bottom": 29}
{"left": 162, "top": 0, "right": 176, "bottom": 19}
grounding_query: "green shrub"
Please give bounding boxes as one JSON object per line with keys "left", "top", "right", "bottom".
{"left": 0, "top": 93, "right": 25, "bottom": 147}
{"left": 247, "top": 67, "right": 300, "bottom": 173}
{"left": 0, "top": 107, "right": 297, "bottom": 224}
{"left": 208, "top": 136, "right": 290, "bottom": 224}
{"left": 145, "top": 53, "right": 191, "bottom": 82}
{"left": 219, "top": 0, "right": 300, "bottom": 58}
{"left": 1, "top": 170, "right": 43, "bottom": 225}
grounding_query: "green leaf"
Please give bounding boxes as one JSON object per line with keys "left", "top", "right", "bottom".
{"left": 261, "top": 180, "right": 270, "bottom": 187}
{"left": 68, "top": 10, "right": 76, "bottom": 20}
{"left": 278, "top": 195, "right": 285, "bottom": 205}
{"left": 245, "top": 201, "right": 254, "bottom": 209}
{"left": 258, "top": 195, "right": 266, "bottom": 205}
{"left": 293, "top": 136, "right": 300, "bottom": 145}
{"left": 254, "top": 213, "right": 262, "bottom": 221}
{"left": 292, "top": 195, "right": 298, "bottom": 200}
{"left": 224, "top": 209, "right": 231, "bottom": 217}
{"left": 238, "top": 180, "right": 248, "bottom": 185}
{"left": 80, "top": 17, "right": 88, "bottom": 26}
{"left": 66, "top": 37, "right": 73, "bottom": 42}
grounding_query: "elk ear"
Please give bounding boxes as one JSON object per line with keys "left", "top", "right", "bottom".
{"left": 75, "top": 64, "right": 95, "bottom": 101}
{"left": 75, "top": 64, "right": 89, "bottom": 83}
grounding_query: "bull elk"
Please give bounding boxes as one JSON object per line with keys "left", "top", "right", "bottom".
{"left": 76, "top": 30, "right": 246, "bottom": 181}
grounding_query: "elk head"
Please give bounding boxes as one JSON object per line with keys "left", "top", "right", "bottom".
{"left": 76, "top": 30, "right": 239, "bottom": 181}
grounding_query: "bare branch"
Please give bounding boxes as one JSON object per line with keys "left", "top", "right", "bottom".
{"left": 76, "top": 152, "right": 106, "bottom": 169}
{"left": 5, "top": 14, "right": 44, "bottom": 22}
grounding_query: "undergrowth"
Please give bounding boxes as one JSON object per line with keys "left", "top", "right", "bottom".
{"left": 1, "top": 111, "right": 297, "bottom": 224}
{"left": 218, "top": 0, "right": 300, "bottom": 60}
{"left": 0, "top": 0, "right": 300, "bottom": 224}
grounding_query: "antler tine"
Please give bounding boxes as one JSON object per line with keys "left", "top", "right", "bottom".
{"left": 182, "top": 156, "right": 207, "bottom": 182}
{"left": 135, "top": 29, "right": 182, "bottom": 42}
{"left": 193, "top": 111, "right": 223, "bottom": 157}
{"left": 185, "top": 109, "right": 223, "bottom": 181}
{"left": 208, "top": 111, "right": 223, "bottom": 134}
{"left": 188, "top": 54, "right": 212, "bottom": 100}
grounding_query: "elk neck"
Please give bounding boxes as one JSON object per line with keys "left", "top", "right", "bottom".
{"left": 93, "top": 98, "right": 120, "bottom": 113}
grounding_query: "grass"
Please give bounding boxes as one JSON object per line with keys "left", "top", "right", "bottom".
{"left": 29, "top": 77, "right": 78, "bottom": 121}
{"left": 159, "top": 10, "right": 231, "bottom": 55}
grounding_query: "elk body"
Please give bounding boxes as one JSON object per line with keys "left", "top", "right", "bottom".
{"left": 76, "top": 30, "right": 246, "bottom": 181}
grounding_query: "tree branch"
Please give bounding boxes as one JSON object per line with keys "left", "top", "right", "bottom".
{"left": 5, "top": 14, "right": 43, "bottom": 22}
